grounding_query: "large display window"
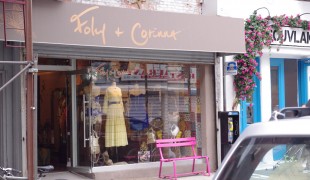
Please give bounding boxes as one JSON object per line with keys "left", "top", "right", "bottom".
{"left": 75, "top": 60, "right": 202, "bottom": 167}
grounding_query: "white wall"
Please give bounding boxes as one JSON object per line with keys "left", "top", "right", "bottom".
{"left": 218, "top": 0, "right": 310, "bottom": 20}
{"left": 74, "top": 0, "right": 202, "bottom": 14}
{"left": 260, "top": 52, "right": 272, "bottom": 122}
{"left": 223, "top": 56, "right": 237, "bottom": 111}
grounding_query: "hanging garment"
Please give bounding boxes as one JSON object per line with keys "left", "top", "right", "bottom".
{"left": 103, "top": 85, "right": 128, "bottom": 147}
{"left": 128, "top": 93, "right": 149, "bottom": 131}
{"left": 85, "top": 96, "right": 103, "bottom": 124}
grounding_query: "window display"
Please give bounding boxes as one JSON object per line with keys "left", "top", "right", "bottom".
{"left": 76, "top": 60, "right": 202, "bottom": 167}
{"left": 103, "top": 81, "right": 128, "bottom": 148}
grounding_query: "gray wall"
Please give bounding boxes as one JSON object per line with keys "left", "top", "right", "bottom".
{"left": 0, "top": 42, "right": 23, "bottom": 171}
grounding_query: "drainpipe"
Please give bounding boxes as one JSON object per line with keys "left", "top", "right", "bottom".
{"left": 25, "top": 0, "right": 34, "bottom": 179}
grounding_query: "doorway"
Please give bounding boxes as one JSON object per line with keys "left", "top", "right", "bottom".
{"left": 270, "top": 58, "right": 285, "bottom": 111}
{"left": 37, "top": 71, "right": 71, "bottom": 171}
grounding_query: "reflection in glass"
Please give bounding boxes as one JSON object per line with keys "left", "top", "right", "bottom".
{"left": 271, "top": 67, "right": 279, "bottom": 111}
{"left": 75, "top": 60, "right": 202, "bottom": 167}
{"left": 218, "top": 137, "right": 310, "bottom": 180}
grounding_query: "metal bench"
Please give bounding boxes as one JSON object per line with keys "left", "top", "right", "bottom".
{"left": 155, "top": 137, "right": 211, "bottom": 179}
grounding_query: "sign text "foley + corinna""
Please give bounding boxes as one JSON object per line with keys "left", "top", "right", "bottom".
{"left": 70, "top": 6, "right": 181, "bottom": 46}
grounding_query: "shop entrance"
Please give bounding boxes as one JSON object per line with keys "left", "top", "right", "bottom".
{"left": 37, "top": 71, "right": 71, "bottom": 171}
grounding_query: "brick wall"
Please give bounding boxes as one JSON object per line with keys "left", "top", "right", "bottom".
{"left": 73, "top": 0, "right": 202, "bottom": 14}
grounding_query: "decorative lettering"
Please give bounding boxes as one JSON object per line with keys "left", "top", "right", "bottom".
{"left": 115, "top": 27, "right": 124, "bottom": 37}
{"left": 70, "top": 6, "right": 106, "bottom": 45}
{"left": 131, "top": 22, "right": 181, "bottom": 46}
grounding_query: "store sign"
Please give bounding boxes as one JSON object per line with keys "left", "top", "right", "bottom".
{"left": 146, "top": 64, "right": 196, "bottom": 83}
{"left": 224, "top": 62, "right": 237, "bottom": 75}
{"left": 0, "top": 0, "right": 245, "bottom": 54}
{"left": 272, "top": 27, "right": 310, "bottom": 47}
{"left": 90, "top": 62, "right": 196, "bottom": 83}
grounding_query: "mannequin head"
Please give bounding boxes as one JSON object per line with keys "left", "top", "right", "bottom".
{"left": 111, "top": 80, "right": 116, "bottom": 86}
{"left": 134, "top": 83, "right": 139, "bottom": 89}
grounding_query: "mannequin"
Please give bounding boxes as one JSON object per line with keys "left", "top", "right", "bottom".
{"left": 129, "top": 83, "right": 145, "bottom": 96}
{"left": 103, "top": 81, "right": 128, "bottom": 147}
{"left": 83, "top": 81, "right": 101, "bottom": 97}
{"left": 128, "top": 83, "right": 148, "bottom": 131}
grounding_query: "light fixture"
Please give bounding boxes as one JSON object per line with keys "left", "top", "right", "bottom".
{"left": 298, "top": 13, "right": 310, "bottom": 19}
{"left": 253, "top": 7, "right": 274, "bottom": 26}
{"left": 253, "top": 7, "right": 270, "bottom": 17}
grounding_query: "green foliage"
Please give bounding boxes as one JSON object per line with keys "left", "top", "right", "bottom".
{"left": 233, "top": 13, "right": 309, "bottom": 109}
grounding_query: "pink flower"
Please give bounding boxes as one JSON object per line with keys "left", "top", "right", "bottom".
{"left": 257, "top": 32, "right": 262, "bottom": 37}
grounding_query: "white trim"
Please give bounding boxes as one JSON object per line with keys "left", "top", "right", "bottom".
{"left": 260, "top": 53, "right": 272, "bottom": 122}
{"left": 0, "top": 71, "right": 5, "bottom": 165}
{"left": 91, "top": 160, "right": 205, "bottom": 173}
{"left": 264, "top": 45, "right": 310, "bottom": 59}
{"left": 37, "top": 65, "right": 74, "bottom": 71}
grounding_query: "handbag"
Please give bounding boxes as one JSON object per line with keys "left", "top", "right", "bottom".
{"left": 170, "top": 124, "right": 180, "bottom": 138}
{"left": 90, "top": 131, "right": 100, "bottom": 155}
{"left": 147, "top": 128, "right": 156, "bottom": 144}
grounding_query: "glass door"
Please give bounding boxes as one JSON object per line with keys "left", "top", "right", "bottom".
{"left": 74, "top": 61, "right": 98, "bottom": 169}
{"left": 270, "top": 59, "right": 285, "bottom": 111}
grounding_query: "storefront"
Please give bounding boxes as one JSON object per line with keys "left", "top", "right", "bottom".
{"left": 1, "top": 0, "right": 245, "bottom": 178}
{"left": 36, "top": 59, "right": 208, "bottom": 178}
{"left": 237, "top": 26, "right": 310, "bottom": 127}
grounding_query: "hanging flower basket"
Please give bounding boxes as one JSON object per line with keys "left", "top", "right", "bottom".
{"left": 232, "top": 12, "right": 310, "bottom": 110}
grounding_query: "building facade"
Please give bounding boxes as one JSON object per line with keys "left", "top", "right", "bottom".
{"left": 0, "top": 0, "right": 245, "bottom": 179}
{"left": 219, "top": 0, "right": 310, "bottom": 129}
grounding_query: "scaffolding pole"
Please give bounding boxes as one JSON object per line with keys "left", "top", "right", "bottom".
{"left": 0, "top": 63, "right": 31, "bottom": 92}
{"left": 25, "top": 0, "right": 34, "bottom": 179}
{"left": 0, "top": 61, "right": 30, "bottom": 64}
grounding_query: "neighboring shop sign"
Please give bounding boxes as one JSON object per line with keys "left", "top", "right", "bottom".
{"left": 224, "top": 62, "right": 237, "bottom": 75}
{"left": 272, "top": 27, "right": 310, "bottom": 47}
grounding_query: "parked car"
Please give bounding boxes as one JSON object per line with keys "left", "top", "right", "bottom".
{"left": 213, "top": 115, "right": 310, "bottom": 180}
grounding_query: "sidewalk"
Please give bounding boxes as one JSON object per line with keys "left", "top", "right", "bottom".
{"left": 135, "top": 174, "right": 214, "bottom": 180}
{"left": 42, "top": 171, "right": 92, "bottom": 180}
{"left": 42, "top": 171, "right": 214, "bottom": 180}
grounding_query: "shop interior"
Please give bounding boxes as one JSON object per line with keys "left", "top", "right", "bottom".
{"left": 37, "top": 71, "right": 70, "bottom": 171}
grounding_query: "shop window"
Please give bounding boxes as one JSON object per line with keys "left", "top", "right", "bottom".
{"left": 75, "top": 60, "right": 202, "bottom": 167}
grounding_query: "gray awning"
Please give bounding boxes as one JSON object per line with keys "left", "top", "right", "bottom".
{"left": 2, "top": 0, "right": 245, "bottom": 56}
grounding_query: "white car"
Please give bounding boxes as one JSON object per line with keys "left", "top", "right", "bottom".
{"left": 213, "top": 117, "right": 310, "bottom": 180}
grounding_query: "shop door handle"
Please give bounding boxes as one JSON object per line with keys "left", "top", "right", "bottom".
{"left": 83, "top": 94, "right": 90, "bottom": 147}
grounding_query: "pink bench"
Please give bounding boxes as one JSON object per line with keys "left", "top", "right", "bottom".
{"left": 155, "top": 137, "right": 211, "bottom": 179}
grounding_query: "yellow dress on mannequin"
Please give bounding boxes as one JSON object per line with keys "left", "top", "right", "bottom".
{"left": 103, "top": 82, "right": 128, "bottom": 147}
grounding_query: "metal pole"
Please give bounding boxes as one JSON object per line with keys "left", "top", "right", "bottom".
{"left": 0, "top": 63, "right": 31, "bottom": 92}
{"left": 25, "top": 0, "right": 34, "bottom": 179}
{"left": 0, "top": 61, "right": 30, "bottom": 64}
{"left": 223, "top": 57, "right": 227, "bottom": 111}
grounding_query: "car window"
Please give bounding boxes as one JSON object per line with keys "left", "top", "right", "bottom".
{"left": 218, "top": 137, "right": 310, "bottom": 180}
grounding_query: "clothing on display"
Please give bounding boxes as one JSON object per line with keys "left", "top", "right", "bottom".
{"left": 103, "top": 82, "right": 128, "bottom": 147}
{"left": 83, "top": 82, "right": 101, "bottom": 97}
{"left": 84, "top": 83, "right": 103, "bottom": 124}
{"left": 128, "top": 84, "right": 148, "bottom": 131}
